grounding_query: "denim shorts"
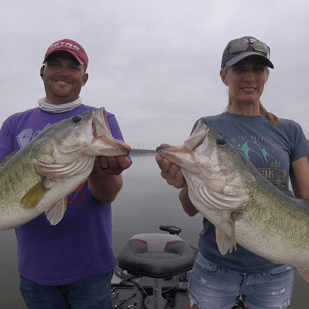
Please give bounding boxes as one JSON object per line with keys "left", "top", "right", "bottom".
{"left": 20, "top": 271, "right": 114, "bottom": 309}
{"left": 188, "top": 252, "right": 294, "bottom": 309}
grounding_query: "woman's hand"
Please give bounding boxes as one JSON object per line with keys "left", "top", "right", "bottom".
{"left": 155, "top": 153, "right": 186, "bottom": 189}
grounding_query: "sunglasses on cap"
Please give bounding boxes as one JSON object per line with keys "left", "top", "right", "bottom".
{"left": 228, "top": 40, "right": 270, "bottom": 58}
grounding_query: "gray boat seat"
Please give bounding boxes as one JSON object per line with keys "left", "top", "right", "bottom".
{"left": 117, "top": 233, "right": 197, "bottom": 278}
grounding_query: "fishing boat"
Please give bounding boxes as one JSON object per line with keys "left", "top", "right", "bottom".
{"left": 111, "top": 225, "right": 245, "bottom": 309}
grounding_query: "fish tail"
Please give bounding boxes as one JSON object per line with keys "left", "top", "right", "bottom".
{"left": 296, "top": 266, "right": 309, "bottom": 283}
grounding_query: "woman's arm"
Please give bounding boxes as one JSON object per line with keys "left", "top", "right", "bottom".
{"left": 290, "top": 155, "right": 309, "bottom": 200}
{"left": 156, "top": 153, "right": 198, "bottom": 216}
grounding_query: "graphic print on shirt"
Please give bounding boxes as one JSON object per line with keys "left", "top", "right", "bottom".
{"left": 229, "top": 135, "right": 287, "bottom": 189}
{"left": 16, "top": 123, "right": 52, "bottom": 149}
{"left": 67, "top": 182, "right": 92, "bottom": 204}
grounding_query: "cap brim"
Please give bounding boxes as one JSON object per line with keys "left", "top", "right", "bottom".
{"left": 44, "top": 49, "right": 85, "bottom": 66}
{"left": 225, "top": 52, "right": 274, "bottom": 69}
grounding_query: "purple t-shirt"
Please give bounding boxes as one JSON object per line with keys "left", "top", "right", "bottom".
{"left": 0, "top": 104, "right": 124, "bottom": 285}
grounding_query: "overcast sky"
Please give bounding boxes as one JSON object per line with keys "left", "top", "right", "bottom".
{"left": 1, "top": 0, "right": 309, "bottom": 150}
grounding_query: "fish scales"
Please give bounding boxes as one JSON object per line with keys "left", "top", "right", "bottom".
{"left": 237, "top": 184, "right": 309, "bottom": 265}
{"left": 0, "top": 152, "right": 40, "bottom": 221}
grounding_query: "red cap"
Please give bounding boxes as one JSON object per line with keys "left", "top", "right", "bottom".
{"left": 44, "top": 39, "right": 89, "bottom": 68}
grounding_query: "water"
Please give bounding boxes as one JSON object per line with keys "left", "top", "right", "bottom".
{"left": 0, "top": 154, "right": 308, "bottom": 308}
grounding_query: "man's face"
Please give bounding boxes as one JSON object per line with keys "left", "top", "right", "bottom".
{"left": 41, "top": 52, "right": 88, "bottom": 104}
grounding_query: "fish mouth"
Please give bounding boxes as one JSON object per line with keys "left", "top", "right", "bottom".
{"left": 156, "top": 144, "right": 191, "bottom": 166}
{"left": 156, "top": 143, "right": 201, "bottom": 174}
{"left": 92, "top": 108, "right": 108, "bottom": 138}
{"left": 156, "top": 120, "right": 210, "bottom": 165}
{"left": 91, "top": 108, "right": 131, "bottom": 156}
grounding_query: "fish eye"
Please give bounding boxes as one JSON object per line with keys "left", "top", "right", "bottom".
{"left": 216, "top": 136, "right": 227, "bottom": 147}
{"left": 72, "top": 115, "right": 82, "bottom": 123}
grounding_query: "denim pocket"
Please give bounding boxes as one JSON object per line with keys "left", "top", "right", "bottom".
{"left": 268, "top": 265, "right": 293, "bottom": 278}
{"left": 195, "top": 253, "right": 220, "bottom": 274}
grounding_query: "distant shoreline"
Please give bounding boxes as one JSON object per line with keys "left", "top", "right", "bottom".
{"left": 130, "top": 149, "right": 156, "bottom": 155}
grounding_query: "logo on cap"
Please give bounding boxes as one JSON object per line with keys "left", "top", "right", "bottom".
{"left": 49, "top": 42, "right": 80, "bottom": 52}
{"left": 44, "top": 39, "right": 89, "bottom": 68}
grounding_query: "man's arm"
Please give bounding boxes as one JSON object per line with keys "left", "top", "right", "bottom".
{"left": 88, "top": 155, "right": 132, "bottom": 204}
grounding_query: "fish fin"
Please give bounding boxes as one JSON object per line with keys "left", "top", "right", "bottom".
{"left": 296, "top": 266, "right": 309, "bottom": 283}
{"left": 20, "top": 182, "right": 49, "bottom": 209}
{"left": 45, "top": 197, "right": 68, "bottom": 225}
{"left": 215, "top": 228, "right": 231, "bottom": 255}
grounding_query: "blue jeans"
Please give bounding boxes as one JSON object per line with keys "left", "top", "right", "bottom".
{"left": 189, "top": 252, "right": 294, "bottom": 309}
{"left": 20, "top": 271, "right": 113, "bottom": 309}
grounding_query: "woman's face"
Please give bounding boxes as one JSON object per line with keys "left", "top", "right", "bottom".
{"left": 220, "top": 59, "right": 269, "bottom": 106}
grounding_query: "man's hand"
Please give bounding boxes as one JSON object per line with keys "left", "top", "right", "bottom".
{"left": 94, "top": 155, "right": 132, "bottom": 176}
{"left": 88, "top": 155, "right": 132, "bottom": 203}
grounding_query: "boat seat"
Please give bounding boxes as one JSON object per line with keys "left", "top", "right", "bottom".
{"left": 117, "top": 233, "right": 197, "bottom": 278}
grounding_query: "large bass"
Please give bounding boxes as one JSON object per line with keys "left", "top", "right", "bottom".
{"left": 0, "top": 108, "right": 130, "bottom": 230}
{"left": 157, "top": 120, "right": 309, "bottom": 283}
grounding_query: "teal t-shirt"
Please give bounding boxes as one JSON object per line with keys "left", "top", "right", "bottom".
{"left": 197, "top": 112, "right": 309, "bottom": 273}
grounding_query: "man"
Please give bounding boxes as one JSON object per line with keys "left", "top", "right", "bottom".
{"left": 0, "top": 39, "right": 131, "bottom": 308}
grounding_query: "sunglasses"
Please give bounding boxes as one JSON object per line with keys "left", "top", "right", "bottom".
{"left": 228, "top": 40, "right": 270, "bottom": 58}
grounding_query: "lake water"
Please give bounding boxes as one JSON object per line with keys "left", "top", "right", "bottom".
{"left": 0, "top": 154, "right": 308, "bottom": 308}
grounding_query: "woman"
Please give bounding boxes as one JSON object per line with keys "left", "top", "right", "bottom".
{"left": 156, "top": 36, "right": 309, "bottom": 309}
